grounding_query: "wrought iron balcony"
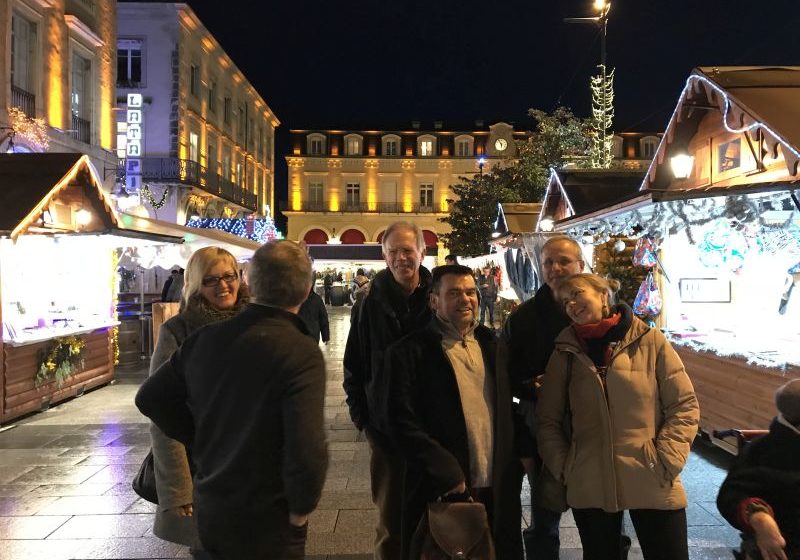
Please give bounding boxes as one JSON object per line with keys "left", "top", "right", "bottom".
{"left": 280, "top": 201, "right": 442, "bottom": 214}
{"left": 71, "top": 115, "right": 91, "bottom": 144}
{"left": 125, "top": 157, "right": 257, "bottom": 211}
{"left": 11, "top": 85, "right": 35, "bottom": 118}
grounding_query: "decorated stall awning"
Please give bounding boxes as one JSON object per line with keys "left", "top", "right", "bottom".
{"left": 0, "top": 153, "right": 180, "bottom": 245}
{"left": 553, "top": 67, "right": 800, "bottom": 244}
{"left": 118, "top": 213, "right": 261, "bottom": 268}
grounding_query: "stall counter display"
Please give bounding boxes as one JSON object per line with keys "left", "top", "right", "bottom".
{"left": 0, "top": 236, "right": 117, "bottom": 423}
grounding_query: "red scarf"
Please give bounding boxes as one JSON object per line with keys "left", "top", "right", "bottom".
{"left": 572, "top": 312, "right": 622, "bottom": 340}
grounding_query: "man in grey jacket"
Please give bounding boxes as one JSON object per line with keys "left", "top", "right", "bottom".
{"left": 136, "top": 240, "right": 328, "bottom": 560}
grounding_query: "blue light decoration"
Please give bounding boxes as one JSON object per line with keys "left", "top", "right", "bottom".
{"left": 186, "top": 217, "right": 282, "bottom": 243}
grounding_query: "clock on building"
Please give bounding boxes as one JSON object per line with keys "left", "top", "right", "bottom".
{"left": 494, "top": 138, "right": 508, "bottom": 152}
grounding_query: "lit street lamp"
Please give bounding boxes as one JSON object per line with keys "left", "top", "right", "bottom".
{"left": 478, "top": 156, "right": 487, "bottom": 177}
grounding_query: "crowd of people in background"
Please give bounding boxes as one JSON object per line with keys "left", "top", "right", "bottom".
{"left": 133, "top": 221, "right": 799, "bottom": 560}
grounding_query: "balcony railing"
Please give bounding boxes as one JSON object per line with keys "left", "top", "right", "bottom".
{"left": 11, "top": 85, "right": 35, "bottom": 118}
{"left": 280, "top": 201, "right": 441, "bottom": 214}
{"left": 124, "top": 157, "right": 257, "bottom": 212}
{"left": 71, "top": 115, "right": 91, "bottom": 144}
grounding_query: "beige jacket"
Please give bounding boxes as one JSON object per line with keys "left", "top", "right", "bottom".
{"left": 536, "top": 316, "right": 699, "bottom": 512}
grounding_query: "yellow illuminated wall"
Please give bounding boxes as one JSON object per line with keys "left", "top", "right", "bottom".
{"left": 46, "top": 10, "right": 66, "bottom": 129}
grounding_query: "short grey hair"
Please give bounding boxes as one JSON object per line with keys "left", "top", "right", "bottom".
{"left": 542, "top": 235, "right": 583, "bottom": 261}
{"left": 382, "top": 221, "right": 425, "bottom": 253}
{"left": 247, "top": 240, "right": 312, "bottom": 308}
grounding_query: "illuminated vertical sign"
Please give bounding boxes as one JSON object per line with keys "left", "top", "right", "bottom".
{"left": 125, "top": 93, "right": 143, "bottom": 190}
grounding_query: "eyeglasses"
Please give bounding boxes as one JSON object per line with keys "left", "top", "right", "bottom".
{"left": 542, "top": 257, "right": 579, "bottom": 268}
{"left": 201, "top": 272, "right": 239, "bottom": 287}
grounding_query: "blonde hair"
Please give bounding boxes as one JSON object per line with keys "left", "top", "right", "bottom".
{"left": 555, "top": 273, "right": 620, "bottom": 307}
{"left": 182, "top": 246, "right": 239, "bottom": 307}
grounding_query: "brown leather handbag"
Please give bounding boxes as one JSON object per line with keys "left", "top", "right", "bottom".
{"left": 409, "top": 500, "right": 496, "bottom": 560}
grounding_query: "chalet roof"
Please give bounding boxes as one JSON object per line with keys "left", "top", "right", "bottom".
{"left": 645, "top": 66, "right": 800, "bottom": 193}
{"left": 0, "top": 153, "right": 123, "bottom": 239}
{"left": 540, "top": 169, "right": 645, "bottom": 229}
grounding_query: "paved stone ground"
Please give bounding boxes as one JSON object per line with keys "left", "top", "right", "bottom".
{"left": 0, "top": 306, "right": 741, "bottom": 559}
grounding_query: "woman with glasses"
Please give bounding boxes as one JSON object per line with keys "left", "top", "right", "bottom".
{"left": 536, "top": 273, "right": 699, "bottom": 560}
{"left": 148, "top": 246, "right": 249, "bottom": 559}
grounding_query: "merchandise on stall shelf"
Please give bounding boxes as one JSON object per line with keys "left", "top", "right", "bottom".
{"left": 696, "top": 219, "right": 750, "bottom": 273}
{"left": 632, "top": 236, "right": 659, "bottom": 269}
{"left": 633, "top": 271, "right": 662, "bottom": 317}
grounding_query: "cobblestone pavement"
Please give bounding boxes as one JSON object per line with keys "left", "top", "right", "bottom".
{"left": 0, "top": 306, "right": 740, "bottom": 559}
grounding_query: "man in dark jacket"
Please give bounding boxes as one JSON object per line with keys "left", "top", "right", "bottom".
{"left": 135, "top": 240, "right": 328, "bottom": 560}
{"left": 298, "top": 286, "right": 330, "bottom": 344}
{"left": 478, "top": 266, "right": 498, "bottom": 327}
{"left": 717, "top": 378, "right": 800, "bottom": 560}
{"left": 384, "top": 265, "right": 523, "bottom": 560}
{"left": 343, "top": 221, "right": 432, "bottom": 560}
{"left": 499, "top": 236, "right": 584, "bottom": 560}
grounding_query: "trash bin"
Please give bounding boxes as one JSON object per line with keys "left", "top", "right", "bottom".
{"left": 330, "top": 285, "right": 345, "bottom": 306}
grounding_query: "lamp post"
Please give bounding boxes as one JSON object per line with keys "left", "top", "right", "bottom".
{"left": 478, "top": 156, "right": 487, "bottom": 177}
{"left": 566, "top": 1, "right": 612, "bottom": 167}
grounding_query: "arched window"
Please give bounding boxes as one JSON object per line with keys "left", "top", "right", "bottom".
{"left": 303, "top": 228, "right": 328, "bottom": 244}
{"left": 454, "top": 134, "right": 474, "bottom": 157}
{"left": 422, "top": 230, "right": 438, "bottom": 249}
{"left": 612, "top": 135, "right": 623, "bottom": 159}
{"left": 382, "top": 134, "right": 401, "bottom": 157}
{"left": 306, "top": 133, "right": 326, "bottom": 156}
{"left": 417, "top": 134, "right": 437, "bottom": 157}
{"left": 344, "top": 134, "right": 363, "bottom": 156}
{"left": 640, "top": 136, "right": 660, "bottom": 159}
{"left": 340, "top": 229, "right": 366, "bottom": 244}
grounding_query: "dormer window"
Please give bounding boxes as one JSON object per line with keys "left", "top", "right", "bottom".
{"left": 344, "top": 134, "right": 363, "bottom": 156}
{"left": 612, "top": 135, "right": 623, "bottom": 159}
{"left": 455, "top": 135, "right": 474, "bottom": 157}
{"left": 307, "top": 133, "right": 326, "bottom": 156}
{"left": 640, "top": 136, "right": 660, "bottom": 159}
{"left": 418, "top": 134, "right": 436, "bottom": 157}
{"left": 382, "top": 134, "right": 401, "bottom": 157}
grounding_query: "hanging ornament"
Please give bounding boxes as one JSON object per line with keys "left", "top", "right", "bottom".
{"left": 613, "top": 239, "right": 626, "bottom": 253}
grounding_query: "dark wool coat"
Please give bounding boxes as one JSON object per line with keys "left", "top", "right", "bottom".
{"left": 298, "top": 290, "right": 330, "bottom": 343}
{"left": 342, "top": 266, "right": 432, "bottom": 434}
{"left": 384, "top": 322, "right": 523, "bottom": 560}
{"left": 717, "top": 417, "right": 800, "bottom": 557}
{"left": 136, "top": 304, "right": 328, "bottom": 555}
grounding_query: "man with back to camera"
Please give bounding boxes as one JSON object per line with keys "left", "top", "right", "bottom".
{"left": 384, "top": 265, "right": 523, "bottom": 559}
{"left": 499, "top": 236, "right": 584, "bottom": 559}
{"left": 343, "top": 221, "right": 433, "bottom": 560}
{"left": 136, "top": 240, "right": 328, "bottom": 560}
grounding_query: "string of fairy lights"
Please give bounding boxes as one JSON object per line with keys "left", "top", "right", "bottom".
{"left": 185, "top": 217, "right": 281, "bottom": 244}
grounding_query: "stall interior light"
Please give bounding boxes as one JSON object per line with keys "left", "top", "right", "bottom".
{"left": 539, "top": 218, "right": 555, "bottom": 232}
{"left": 42, "top": 207, "right": 54, "bottom": 225}
{"left": 671, "top": 154, "right": 694, "bottom": 179}
{"left": 75, "top": 208, "right": 92, "bottom": 226}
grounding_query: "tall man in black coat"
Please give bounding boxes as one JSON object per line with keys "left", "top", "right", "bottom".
{"left": 343, "top": 221, "right": 432, "bottom": 560}
{"left": 499, "top": 236, "right": 584, "bottom": 560}
{"left": 136, "top": 240, "right": 328, "bottom": 560}
{"left": 384, "top": 265, "right": 523, "bottom": 560}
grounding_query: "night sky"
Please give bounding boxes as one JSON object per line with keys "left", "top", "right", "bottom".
{"left": 168, "top": 0, "right": 800, "bottom": 225}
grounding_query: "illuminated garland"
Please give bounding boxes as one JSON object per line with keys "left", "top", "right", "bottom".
{"left": 590, "top": 65, "right": 615, "bottom": 169}
{"left": 111, "top": 249, "right": 120, "bottom": 366}
{"left": 141, "top": 184, "right": 170, "bottom": 209}
{"left": 566, "top": 192, "right": 799, "bottom": 247}
{"left": 36, "top": 336, "right": 86, "bottom": 387}
{"left": 187, "top": 194, "right": 208, "bottom": 210}
{"left": 8, "top": 107, "right": 49, "bottom": 151}
{"left": 186, "top": 217, "right": 281, "bottom": 243}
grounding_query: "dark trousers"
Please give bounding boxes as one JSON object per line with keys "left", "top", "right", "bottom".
{"left": 572, "top": 507, "right": 688, "bottom": 560}
{"left": 367, "top": 430, "right": 404, "bottom": 560}
{"left": 520, "top": 463, "right": 562, "bottom": 560}
{"left": 479, "top": 297, "right": 495, "bottom": 326}
{"left": 197, "top": 508, "right": 307, "bottom": 560}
